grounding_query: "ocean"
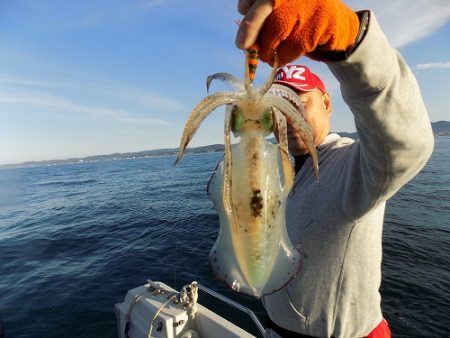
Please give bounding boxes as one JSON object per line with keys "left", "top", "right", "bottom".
{"left": 0, "top": 136, "right": 449, "bottom": 338}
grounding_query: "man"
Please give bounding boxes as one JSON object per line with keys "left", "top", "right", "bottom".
{"left": 272, "top": 65, "right": 331, "bottom": 166}
{"left": 234, "top": 0, "right": 434, "bottom": 337}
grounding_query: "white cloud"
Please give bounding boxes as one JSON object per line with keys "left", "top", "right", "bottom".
{"left": 416, "top": 62, "right": 450, "bottom": 70}
{"left": 94, "top": 85, "right": 185, "bottom": 112}
{"left": 347, "top": 0, "right": 450, "bottom": 48}
{"left": 0, "top": 74, "right": 185, "bottom": 113}
{"left": 55, "top": 0, "right": 167, "bottom": 29}
{"left": 0, "top": 91, "right": 168, "bottom": 125}
{"left": 0, "top": 76, "right": 64, "bottom": 88}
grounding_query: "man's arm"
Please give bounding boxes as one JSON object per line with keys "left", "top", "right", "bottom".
{"left": 328, "top": 12, "right": 434, "bottom": 218}
{"left": 236, "top": 1, "right": 434, "bottom": 218}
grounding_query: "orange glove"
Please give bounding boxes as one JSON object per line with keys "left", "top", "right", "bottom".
{"left": 257, "top": 0, "right": 360, "bottom": 65}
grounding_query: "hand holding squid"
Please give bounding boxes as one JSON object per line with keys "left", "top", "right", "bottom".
{"left": 236, "top": 0, "right": 360, "bottom": 65}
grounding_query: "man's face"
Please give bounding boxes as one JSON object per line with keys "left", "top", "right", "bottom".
{"left": 286, "top": 88, "right": 332, "bottom": 155}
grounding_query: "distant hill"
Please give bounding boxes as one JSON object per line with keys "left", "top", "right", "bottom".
{"left": 0, "top": 144, "right": 225, "bottom": 169}
{"left": 432, "top": 120, "right": 450, "bottom": 135}
{"left": 335, "top": 121, "right": 450, "bottom": 139}
{"left": 1, "top": 121, "right": 447, "bottom": 169}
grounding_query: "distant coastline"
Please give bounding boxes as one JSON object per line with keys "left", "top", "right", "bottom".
{"left": 2, "top": 121, "right": 449, "bottom": 169}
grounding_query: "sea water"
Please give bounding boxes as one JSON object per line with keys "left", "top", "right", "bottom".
{"left": 0, "top": 137, "right": 449, "bottom": 337}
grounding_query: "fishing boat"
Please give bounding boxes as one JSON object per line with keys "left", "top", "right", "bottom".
{"left": 115, "top": 280, "right": 265, "bottom": 338}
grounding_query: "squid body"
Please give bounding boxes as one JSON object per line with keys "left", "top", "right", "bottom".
{"left": 175, "top": 49, "right": 319, "bottom": 297}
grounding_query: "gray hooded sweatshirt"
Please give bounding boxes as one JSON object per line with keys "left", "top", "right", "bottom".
{"left": 262, "top": 11, "right": 434, "bottom": 338}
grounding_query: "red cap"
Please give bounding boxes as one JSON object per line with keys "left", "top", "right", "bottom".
{"left": 273, "top": 65, "right": 326, "bottom": 93}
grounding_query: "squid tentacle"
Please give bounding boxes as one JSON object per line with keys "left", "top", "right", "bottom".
{"left": 175, "top": 92, "right": 241, "bottom": 164}
{"left": 264, "top": 93, "right": 320, "bottom": 181}
{"left": 256, "top": 60, "right": 280, "bottom": 97}
{"left": 273, "top": 108, "right": 295, "bottom": 193}
{"left": 223, "top": 107, "right": 236, "bottom": 231}
{"left": 258, "top": 66, "right": 278, "bottom": 96}
{"left": 269, "top": 84, "right": 305, "bottom": 114}
{"left": 244, "top": 46, "right": 254, "bottom": 92}
{"left": 207, "top": 73, "right": 245, "bottom": 93}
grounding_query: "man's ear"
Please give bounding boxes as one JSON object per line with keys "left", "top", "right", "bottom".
{"left": 322, "top": 92, "right": 332, "bottom": 115}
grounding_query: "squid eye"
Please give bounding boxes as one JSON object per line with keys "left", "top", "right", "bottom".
{"left": 231, "top": 105, "right": 244, "bottom": 132}
{"left": 262, "top": 107, "right": 274, "bottom": 132}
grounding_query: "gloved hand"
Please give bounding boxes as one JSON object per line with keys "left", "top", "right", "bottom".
{"left": 236, "top": 0, "right": 360, "bottom": 65}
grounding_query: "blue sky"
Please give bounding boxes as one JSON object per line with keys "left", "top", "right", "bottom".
{"left": 1, "top": 0, "right": 450, "bottom": 165}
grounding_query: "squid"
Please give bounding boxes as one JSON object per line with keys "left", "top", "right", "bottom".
{"left": 175, "top": 46, "right": 319, "bottom": 297}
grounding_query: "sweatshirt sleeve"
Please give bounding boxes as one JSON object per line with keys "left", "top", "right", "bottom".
{"left": 327, "top": 11, "right": 434, "bottom": 219}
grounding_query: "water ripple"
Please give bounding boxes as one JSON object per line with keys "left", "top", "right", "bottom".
{"left": 0, "top": 142, "right": 449, "bottom": 337}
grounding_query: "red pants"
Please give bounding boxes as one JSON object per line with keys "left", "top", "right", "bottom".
{"left": 366, "top": 319, "right": 391, "bottom": 338}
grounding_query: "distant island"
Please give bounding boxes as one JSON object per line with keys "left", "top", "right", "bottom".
{"left": 2, "top": 121, "right": 449, "bottom": 169}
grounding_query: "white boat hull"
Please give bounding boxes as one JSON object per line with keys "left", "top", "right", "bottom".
{"left": 115, "top": 282, "right": 258, "bottom": 338}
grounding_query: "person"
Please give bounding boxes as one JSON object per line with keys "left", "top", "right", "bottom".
{"left": 233, "top": 0, "right": 435, "bottom": 337}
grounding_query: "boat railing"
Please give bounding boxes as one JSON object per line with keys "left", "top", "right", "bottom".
{"left": 195, "top": 283, "right": 266, "bottom": 337}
